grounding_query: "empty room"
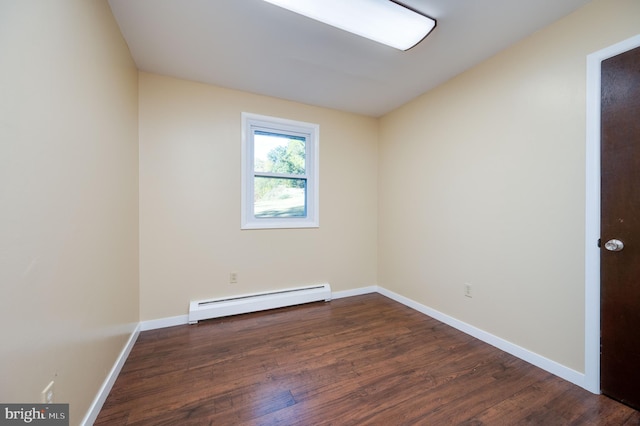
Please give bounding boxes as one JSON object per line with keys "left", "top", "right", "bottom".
{"left": 2, "top": 0, "right": 640, "bottom": 424}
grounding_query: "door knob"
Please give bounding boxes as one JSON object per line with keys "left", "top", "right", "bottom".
{"left": 604, "top": 239, "right": 624, "bottom": 252}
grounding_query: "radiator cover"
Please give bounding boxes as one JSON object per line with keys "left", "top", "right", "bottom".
{"left": 188, "top": 283, "right": 331, "bottom": 324}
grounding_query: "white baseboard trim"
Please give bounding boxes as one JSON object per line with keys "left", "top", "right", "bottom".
{"left": 140, "top": 314, "right": 189, "bottom": 331}
{"left": 138, "top": 290, "right": 375, "bottom": 333}
{"left": 376, "top": 286, "right": 588, "bottom": 391}
{"left": 81, "top": 323, "right": 141, "bottom": 426}
{"left": 332, "top": 286, "right": 377, "bottom": 299}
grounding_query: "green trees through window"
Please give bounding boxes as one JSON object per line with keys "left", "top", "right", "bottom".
{"left": 253, "top": 132, "right": 307, "bottom": 218}
{"left": 242, "top": 112, "right": 318, "bottom": 229}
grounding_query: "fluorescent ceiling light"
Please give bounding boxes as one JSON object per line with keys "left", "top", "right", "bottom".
{"left": 263, "top": 0, "right": 436, "bottom": 51}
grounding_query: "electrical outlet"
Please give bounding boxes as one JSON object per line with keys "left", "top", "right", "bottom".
{"left": 229, "top": 272, "right": 238, "bottom": 284}
{"left": 41, "top": 381, "right": 54, "bottom": 404}
{"left": 464, "top": 283, "right": 472, "bottom": 298}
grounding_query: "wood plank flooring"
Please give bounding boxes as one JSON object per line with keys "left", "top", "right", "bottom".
{"left": 95, "top": 294, "right": 640, "bottom": 425}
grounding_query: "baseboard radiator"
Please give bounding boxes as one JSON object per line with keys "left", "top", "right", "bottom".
{"left": 188, "top": 283, "right": 332, "bottom": 324}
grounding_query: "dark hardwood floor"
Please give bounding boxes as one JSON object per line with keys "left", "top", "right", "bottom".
{"left": 95, "top": 294, "right": 640, "bottom": 425}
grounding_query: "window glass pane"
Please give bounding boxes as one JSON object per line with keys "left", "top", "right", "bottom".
{"left": 254, "top": 131, "right": 306, "bottom": 175}
{"left": 254, "top": 176, "right": 306, "bottom": 218}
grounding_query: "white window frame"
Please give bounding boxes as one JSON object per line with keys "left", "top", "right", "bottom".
{"left": 241, "top": 112, "right": 319, "bottom": 229}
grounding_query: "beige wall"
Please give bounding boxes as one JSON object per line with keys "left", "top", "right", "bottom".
{"left": 379, "top": 0, "right": 640, "bottom": 373}
{"left": 0, "top": 0, "right": 139, "bottom": 423}
{"left": 139, "top": 73, "right": 378, "bottom": 320}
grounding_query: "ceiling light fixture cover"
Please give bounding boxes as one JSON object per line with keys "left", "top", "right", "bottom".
{"left": 263, "top": 0, "right": 436, "bottom": 51}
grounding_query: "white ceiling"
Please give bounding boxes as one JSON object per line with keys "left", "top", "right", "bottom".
{"left": 108, "top": 0, "right": 592, "bottom": 117}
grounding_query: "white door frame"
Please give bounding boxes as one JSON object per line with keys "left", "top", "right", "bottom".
{"left": 584, "top": 34, "right": 640, "bottom": 394}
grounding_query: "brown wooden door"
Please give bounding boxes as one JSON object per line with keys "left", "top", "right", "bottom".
{"left": 600, "top": 45, "right": 640, "bottom": 410}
